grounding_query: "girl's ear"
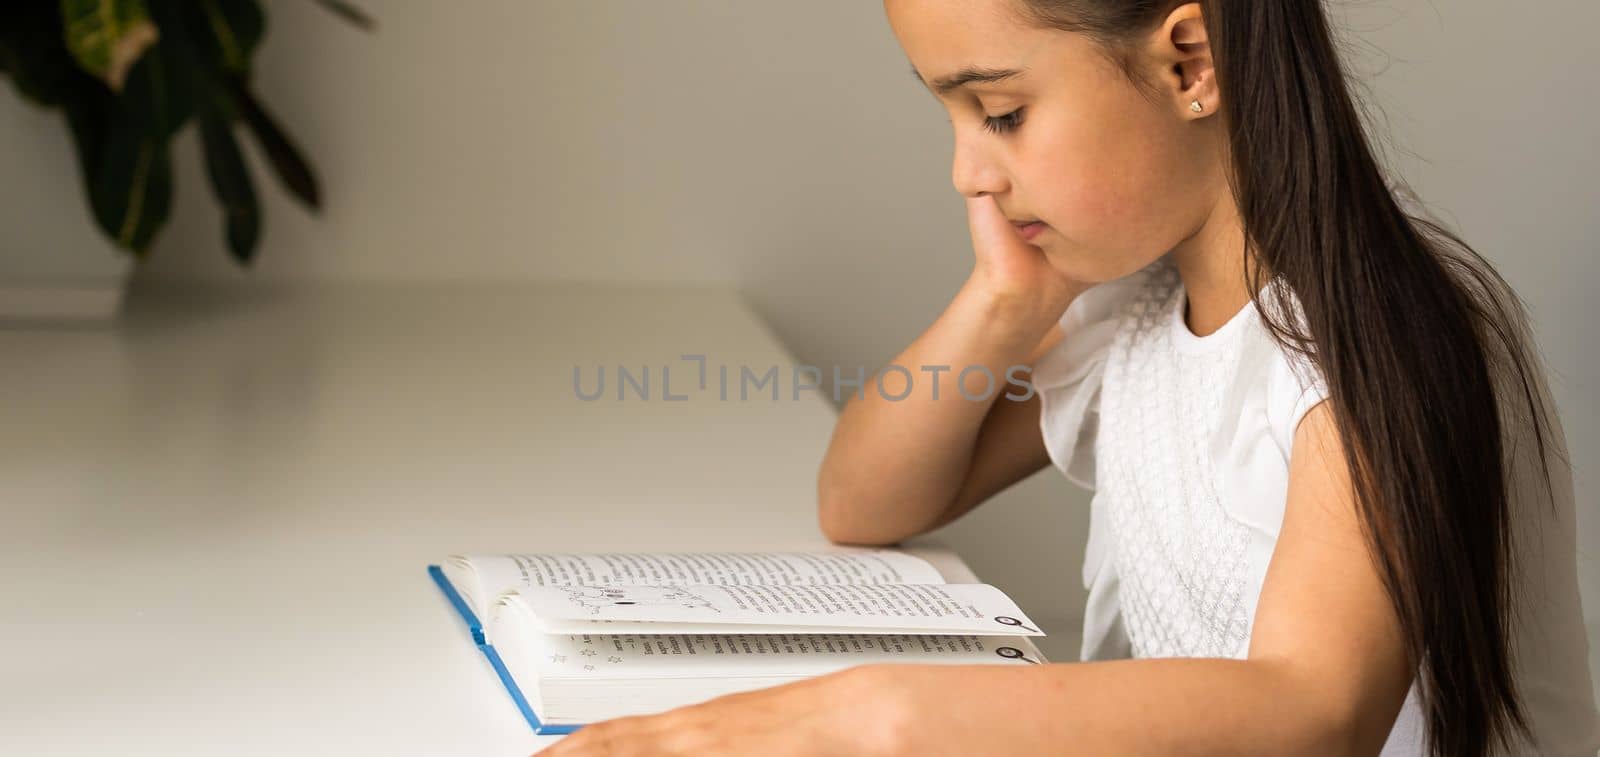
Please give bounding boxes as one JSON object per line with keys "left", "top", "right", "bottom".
{"left": 1146, "top": 2, "right": 1216, "bottom": 119}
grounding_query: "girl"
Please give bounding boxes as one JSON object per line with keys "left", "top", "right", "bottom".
{"left": 540, "top": 1, "right": 1597, "bottom": 755}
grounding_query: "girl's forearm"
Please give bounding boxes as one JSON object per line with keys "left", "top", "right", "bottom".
{"left": 816, "top": 278, "right": 1055, "bottom": 545}
{"left": 882, "top": 658, "right": 1384, "bottom": 757}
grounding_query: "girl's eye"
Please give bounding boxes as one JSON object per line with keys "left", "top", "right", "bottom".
{"left": 982, "top": 108, "right": 1024, "bottom": 135}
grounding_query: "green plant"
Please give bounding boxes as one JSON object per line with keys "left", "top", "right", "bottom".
{"left": 0, "top": 0, "right": 372, "bottom": 266}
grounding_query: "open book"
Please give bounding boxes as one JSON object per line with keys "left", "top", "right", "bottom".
{"left": 429, "top": 548, "right": 1048, "bottom": 734}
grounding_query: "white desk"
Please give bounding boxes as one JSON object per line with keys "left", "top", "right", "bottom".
{"left": 0, "top": 282, "right": 970, "bottom": 756}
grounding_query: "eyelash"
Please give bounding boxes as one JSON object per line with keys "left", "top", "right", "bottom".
{"left": 982, "top": 108, "right": 1024, "bottom": 135}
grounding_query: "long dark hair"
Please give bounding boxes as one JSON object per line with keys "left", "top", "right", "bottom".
{"left": 1014, "top": 1, "right": 1564, "bottom": 754}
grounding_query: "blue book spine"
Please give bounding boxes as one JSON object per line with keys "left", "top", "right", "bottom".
{"left": 428, "top": 565, "right": 585, "bottom": 736}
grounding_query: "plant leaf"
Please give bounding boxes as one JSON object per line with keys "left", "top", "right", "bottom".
{"left": 227, "top": 76, "right": 320, "bottom": 210}
{"left": 1, "top": 3, "right": 93, "bottom": 106}
{"left": 61, "top": 0, "right": 160, "bottom": 92}
{"left": 87, "top": 116, "right": 173, "bottom": 256}
{"left": 115, "top": 26, "right": 199, "bottom": 139}
{"left": 182, "top": 0, "right": 264, "bottom": 74}
{"left": 61, "top": 87, "right": 112, "bottom": 189}
{"left": 309, "top": 0, "right": 375, "bottom": 31}
{"left": 198, "top": 110, "right": 260, "bottom": 264}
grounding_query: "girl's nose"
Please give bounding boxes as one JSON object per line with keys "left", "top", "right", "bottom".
{"left": 950, "top": 135, "right": 1008, "bottom": 198}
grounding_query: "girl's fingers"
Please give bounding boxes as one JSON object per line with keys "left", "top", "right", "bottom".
{"left": 965, "top": 194, "right": 1030, "bottom": 263}
{"left": 962, "top": 194, "right": 1093, "bottom": 318}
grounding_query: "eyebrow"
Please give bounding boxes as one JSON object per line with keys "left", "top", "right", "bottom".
{"left": 911, "top": 64, "right": 1027, "bottom": 96}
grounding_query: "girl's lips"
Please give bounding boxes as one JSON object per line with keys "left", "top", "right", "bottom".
{"left": 1016, "top": 221, "right": 1048, "bottom": 241}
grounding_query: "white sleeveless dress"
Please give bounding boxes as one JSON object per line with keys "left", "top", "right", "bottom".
{"left": 1029, "top": 253, "right": 1599, "bottom": 755}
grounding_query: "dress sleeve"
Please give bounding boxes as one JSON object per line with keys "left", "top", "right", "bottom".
{"left": 1257, "top": 277, "right": 1331, "bottom": 457}
{"left": 1289, "top": 373, "right": 1331, "bottom": 435}
{"left": 1031, "top": 276, "right": 1143, "bottom": 490}
{"left": 1266, "top": 338, "right": 1331, "bottom": 458}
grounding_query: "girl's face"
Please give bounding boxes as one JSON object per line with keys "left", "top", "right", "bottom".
{"left": 886, "top": 0, "right": 1227, "bottom": 284}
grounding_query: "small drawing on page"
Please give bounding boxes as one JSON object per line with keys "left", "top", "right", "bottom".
{"left": 996, "top": 646, "right": 1039, "bottom": 664}
{"left": 558, "top": 585, "right": 723, "bottom": 615}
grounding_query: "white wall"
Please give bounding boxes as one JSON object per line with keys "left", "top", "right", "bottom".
{"left": 0, "top": 93, "right": 130, "bottom": 288}
{"left": 9, "top": 2, "right": 1593, "bottom": 673}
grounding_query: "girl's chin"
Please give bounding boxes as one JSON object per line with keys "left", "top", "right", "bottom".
{"left": 1051, "top": 245, "right": 1171, "bottom": 282}
{"left": 1041, "top": 249, "right": 1126, "bottom": 286}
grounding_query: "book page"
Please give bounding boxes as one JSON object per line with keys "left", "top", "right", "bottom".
{"left": 456, "top": 548, "right": 944, "bottom": 607}
{"left": 512, "top": 582, "right": 1045, "bottom": 636}
{"left": 531, "top": 632, "right": 1044, "bottom": 679}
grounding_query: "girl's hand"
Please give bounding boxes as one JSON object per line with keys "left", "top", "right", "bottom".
{"left": 532, "top": 665, "right": 915, "bottom": 757}
{"left": 963, "top": 194, "right": 1093, "bottom": 332}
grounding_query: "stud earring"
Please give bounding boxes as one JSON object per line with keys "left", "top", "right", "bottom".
{"left": 1190, "top": 100, "right": 1204, "bottom": 113}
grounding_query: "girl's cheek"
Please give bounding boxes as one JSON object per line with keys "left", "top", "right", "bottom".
{"left": 1051, "top": 160, "right": 1139, "bottom": 244}
{"left": 1045, "top": 165, "right": 1182, "bottom": 280}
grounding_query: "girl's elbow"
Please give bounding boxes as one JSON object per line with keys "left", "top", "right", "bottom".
{"left": 817, "top": 504, "right": 899, "bottom": 547}
{"left": 816, "top": 486, "right": 860, "bottom": 544}
{"left": 816, "top": 486, "right": 905, "bottom": 546}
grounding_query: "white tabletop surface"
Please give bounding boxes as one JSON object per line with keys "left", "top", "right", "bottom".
{"left": 0, "top": 281, "right": 973, "bottom": 756}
